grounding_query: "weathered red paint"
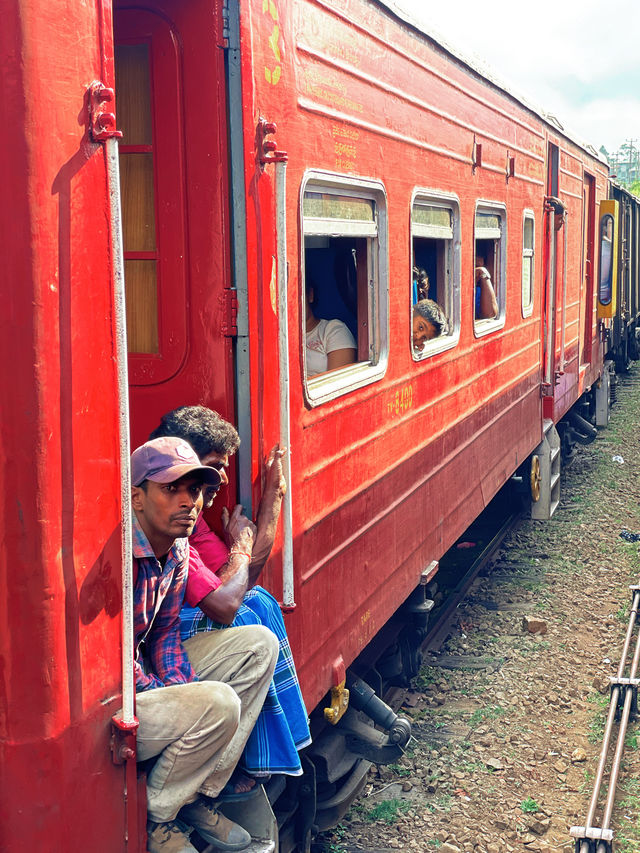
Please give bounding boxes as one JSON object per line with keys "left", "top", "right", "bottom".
{"left": 2, "top": 0, "right": 614, "bottom": 848}
{"left": 234, "top": 0, "right": 608, "bottom": 708}
{"left": 1, "top": 0, "right": 126, "bottom": 848}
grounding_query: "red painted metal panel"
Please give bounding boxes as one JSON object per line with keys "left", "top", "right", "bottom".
{"left": 236, "top": 0, "right": 554, "bottom": 706}
{"left": 0, "top": 0, "right": 128, "bottom": 848}
{"left": 3, "top": 0, "right": 611, "bottom": 844}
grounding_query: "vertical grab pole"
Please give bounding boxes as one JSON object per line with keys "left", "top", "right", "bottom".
{"left": 106, "top": 135, "right": 136, "bottom": 725}
{"left": 560, "top": 210, "right": 568, "bottom": 372}
{"left": 258, "top": 119, "right": 293, "bottom": 610}
{"left": 90, "top": 82, "right": 137, "bottom": 734}
{"left": 275, "top": 158, "right": 295, "bottom": 609}
{"left": 545, "top": 205, "right": 556, "bottom": 386}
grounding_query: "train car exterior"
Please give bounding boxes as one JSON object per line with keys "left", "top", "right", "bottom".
{"left": 220, "top": 0, "right": 609, "bottom": 709}
{"left": 0, "top": 1, "right": 134, "bottom": 850}
{"left": 1, "top": 0, "right": 617, "bottom": 850}
{"left": 604, "top": 182, "right": 640, "bottom": 370}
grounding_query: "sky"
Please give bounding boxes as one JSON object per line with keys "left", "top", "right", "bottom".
{"left": 392, "top": 0, "right": 640, "bottom": 156}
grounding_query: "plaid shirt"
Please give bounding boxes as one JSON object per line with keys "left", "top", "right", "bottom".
{"left": 132, "top": 514, "right": 197, "bottom": 692}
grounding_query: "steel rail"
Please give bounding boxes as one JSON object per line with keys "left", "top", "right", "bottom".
{"left": 425, "top": 510, "right": 519, "bottom": 652}
{"left": 601, "top": 610, "right": 640, "bottom": 825}
{"left": 571, "top": 587, "right": 640, "bottom": 853}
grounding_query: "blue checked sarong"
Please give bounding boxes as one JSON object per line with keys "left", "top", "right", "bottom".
{"left": 180, "top": 585, "right": 311, "bottom": 776}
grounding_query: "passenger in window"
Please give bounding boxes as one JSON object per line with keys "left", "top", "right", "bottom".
{"left": 412, "top": 298, "right": 449, "bottom": 354}
{"left": 149, "top": 407, "right": 311, "bottom": 795}
{"left": 475, "top": 258, "right": 498, "bottom": 320}
{"left": 305, "top": 281, "right": 357, "bottom": 377}
{"left": 412, "top": 266, "right": 430, "bottom": 303}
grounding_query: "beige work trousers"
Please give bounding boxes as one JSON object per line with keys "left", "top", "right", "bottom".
{"left": 136, "top": 624, "right": 278, "bottom": 822}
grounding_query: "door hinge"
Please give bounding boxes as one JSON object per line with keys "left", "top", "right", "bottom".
{"left": 220, "top": 0, "right": 230, "bottom": 48}
{"left": 222, "top": 289, "right": 238, "bottom": 337}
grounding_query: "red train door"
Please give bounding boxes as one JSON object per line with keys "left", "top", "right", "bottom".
{"left": 114, "top": 0, "right": 237, "bottom": 450}
{"left": 543, "top": 142, "right": 562, "bottom": 393}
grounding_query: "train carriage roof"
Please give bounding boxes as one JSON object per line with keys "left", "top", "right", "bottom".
{"left": 376, "top": 0, "right": 608, "bottom": 167}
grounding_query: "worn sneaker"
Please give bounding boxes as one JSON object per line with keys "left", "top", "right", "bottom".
{"left": 146, "top": 820, "right": 197, "bottom": 853}
{"left": 179, "top": 797, "right": 251, "bottom": 851}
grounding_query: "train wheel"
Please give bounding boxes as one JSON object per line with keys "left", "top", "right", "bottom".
{"left": 530, "top": 455, "right": 541, "bottom": 502}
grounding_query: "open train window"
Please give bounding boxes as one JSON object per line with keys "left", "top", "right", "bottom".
{"left": 410, "top": 192, "right": 460, "bottom": 360}
{"left": 599, "top": 213, "right": 614, "bottom": 306}
{"left": 474, "top": 203, "right": 506, "bottom": 335}
{"left": 522, "top": 211, "right": 535, "bottom": 317}
{"left": 301, "top": 174, "right": 388, "bottom": 405}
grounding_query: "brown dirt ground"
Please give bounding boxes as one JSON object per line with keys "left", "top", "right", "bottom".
{"left": 316, "top": 370, "right": 640, "bottom": 853}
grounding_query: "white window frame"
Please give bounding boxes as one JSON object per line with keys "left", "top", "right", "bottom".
{"left": 522, "top": 210, "right": 535, "bottom": 318}
{"left": 301, "top": 171, "right": 388, "bottom": 406}
{"left": 410, "top": 189, "right": 461, "bottom": 361}
{"left": 474, "top": 200, "right": 507, "bottom": 337}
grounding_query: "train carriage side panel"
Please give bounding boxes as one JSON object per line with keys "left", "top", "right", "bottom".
{"left": 0, "top": 0, "right": 128, "bottom": 849}
{"left": 237, "top": 0, "right": 548, "bottom": 708}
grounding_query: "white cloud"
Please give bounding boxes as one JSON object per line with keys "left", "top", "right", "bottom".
{"left": 392, "top": 0, "right": 640, "bottom": 151}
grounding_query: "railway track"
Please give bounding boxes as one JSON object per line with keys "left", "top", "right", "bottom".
{"left": 424, "top": 498, "right": 522, "bottom": 654}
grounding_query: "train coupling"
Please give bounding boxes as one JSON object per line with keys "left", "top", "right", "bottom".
{"left": 334, "top": 674, "right": 412, "bottom": 764}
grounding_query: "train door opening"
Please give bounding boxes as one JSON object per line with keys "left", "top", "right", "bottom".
{"left": 113, "top": 0, "right": 238, "bottom": 841}
{"left": 114, "top": 0, "right": 236, "bottom": 449}
{"left": 543, "top": 142, "right": 562, "bottom": 389}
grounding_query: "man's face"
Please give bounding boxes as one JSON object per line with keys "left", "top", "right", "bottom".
{"left": 412, "top": 314, "right": 437, "bottom": 350}
{"left": 132, "top": 474, "right": 205, "bottom": 554}
{"left": 200, "top": 450, "right": 231, "bottom": 507}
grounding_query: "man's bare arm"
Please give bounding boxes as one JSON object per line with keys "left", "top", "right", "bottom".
{"left": 203, "top": 506, "right": 255, "bottom": 622}
{"left": 249, "top": 445, "right": 287, "bottom": 586}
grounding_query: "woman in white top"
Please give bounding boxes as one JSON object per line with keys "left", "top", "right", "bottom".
{"left": 305, "top": 283, "right": 357, "bottom": 377}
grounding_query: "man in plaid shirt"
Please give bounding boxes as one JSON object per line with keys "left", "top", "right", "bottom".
{"left": 130, "top": 437, "right": 278, "bottom": 853}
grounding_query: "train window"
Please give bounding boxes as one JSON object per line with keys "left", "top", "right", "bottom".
{"left": 116, "top": 42, "right": 158, "bottom": 353}
{"left": 599, "top": 214, "right": 614, "bottom": 305}
{"left": 522, "top": 211, "right": 535, "bottom": 317}
{"left": 410, "top": 192, "right": 460, "bottom": 360}
{"left": 301, "top": 174, "right": 388, "bottom": 405}
{"left": 547, "top": 143, "right": 559, "bottom": 198}
{"left": 474, "top": 204, "right": 506, "bottom": 335}
{"left": 115, "top": 10, "right": 188, "bottom": 384}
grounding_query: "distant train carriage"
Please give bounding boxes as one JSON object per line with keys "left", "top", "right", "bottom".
{"left": 0, "top": 0, "right": 627, "bottom": 850}
{"left": 602, "top": 182, "right": 640, "bottom": 370}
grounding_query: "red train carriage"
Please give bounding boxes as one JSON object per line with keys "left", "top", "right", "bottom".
{"left": 1, "top": 0, "right": 614, "bottom": 850}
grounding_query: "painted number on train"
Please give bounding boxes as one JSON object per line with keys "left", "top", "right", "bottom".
{"left": 332, "top": 124, "right": 358, "bottom": 171}
{"left": 264, "top": 0, "right": 282, "bottom": 85}
{"left": 387, "top": 384, "right": 413, "bottom": 417}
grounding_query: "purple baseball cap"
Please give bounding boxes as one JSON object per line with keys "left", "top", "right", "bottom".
{"left": 131, "top": 437, "right": 222, "bottom": 487}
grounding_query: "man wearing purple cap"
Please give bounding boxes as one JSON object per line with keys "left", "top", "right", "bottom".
{"left": 130, "top": 437, "right": 278, "bottom": 853}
